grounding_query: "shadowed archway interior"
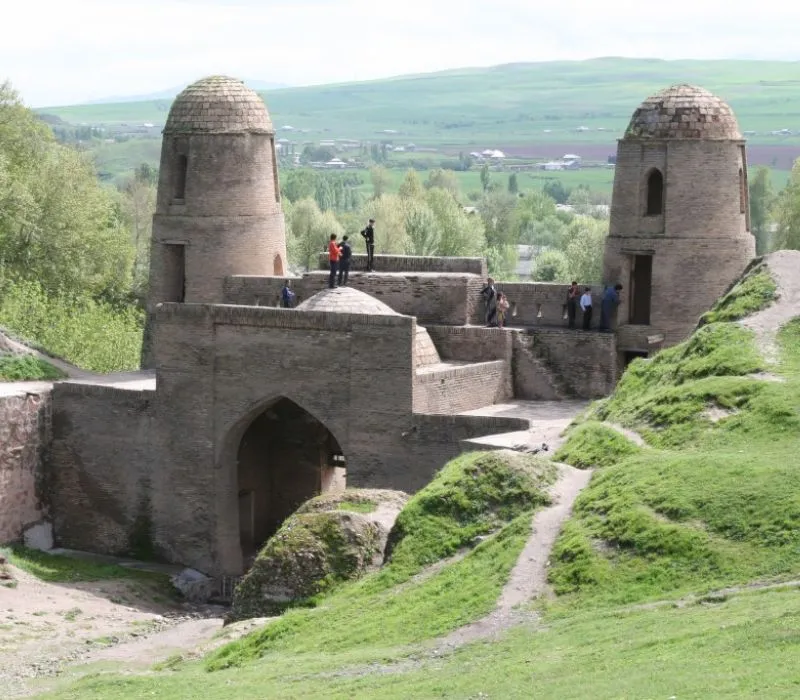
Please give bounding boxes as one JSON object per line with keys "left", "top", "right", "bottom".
{"left": 236, "top": 398, "right": 346, "bottom": 562}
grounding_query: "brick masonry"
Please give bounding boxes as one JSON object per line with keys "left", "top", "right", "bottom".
{"left": 38, "top": 79, "right": 759, "bottom": 579}
{"left": 0, "top": 390, "right": 51, "bottom": 544}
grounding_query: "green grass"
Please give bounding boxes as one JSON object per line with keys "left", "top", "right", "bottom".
{"left": 3, "top": 546, "right": 166, "bottom": 584}
{"left": 553, "top": 420, "right": 641, "bottom": 468}
{"left": 548, "top": 301, "right": 800, "bottom": 607}
{"left": 0, "top": 279, "right": 143, "bottom": 373}
{"left": 700, "top": 262, "right": 778, "bottom": 324}
{"left": 0, "top": 354, "right": 65, "bottom": 381}
{"left": 335, "top": 500, "right": 376, "bottom": 514}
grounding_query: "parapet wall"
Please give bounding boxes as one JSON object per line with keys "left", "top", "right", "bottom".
{"left": 413, "top": 361, "right": 509, "bottom": 414}
{"left": 48, "top": 383, "right": 156, "bottom": 558}
{"left": 0, "top": 389, "right": 51, "bottom": 544}
{"left": 317, "top": 253, "right": 487, "bottom": 276}
{"left": 491, "top": 282, "right": 606, "bottom": 328}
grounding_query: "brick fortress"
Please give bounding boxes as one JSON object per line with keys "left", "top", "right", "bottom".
{"left": 45, "top": 78, "right": 755, "bottom": 577}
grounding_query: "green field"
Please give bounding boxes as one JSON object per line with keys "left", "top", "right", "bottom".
{"left": 40, "top": 58, "right": 800, "bottom": 149}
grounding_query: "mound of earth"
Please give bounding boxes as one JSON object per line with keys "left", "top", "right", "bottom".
{"left": 229, "top": 489, "right": 408, "bottom": 621}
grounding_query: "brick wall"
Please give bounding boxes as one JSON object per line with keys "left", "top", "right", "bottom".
{"left": 48, "top": 384, "right": 156, "bottom": 557}
{"left": 413, "top": 361, "right": 509, "bottom": 414}
{"left": 511, "top": 333, "right": 565, "bottom": 401}
{"left": 489, "top": 282, "right": 606, "bottom": 329}
{"left": 225, "top": 272, "right": 480, "bottom": 326}
{"left": 0, "top": 390, "right": 51, "bottom": 544}
{"left": 524, "top": 328, "right": 617, "bottom": 398}
{"left": 316, "top": 253, "right": 486, "bottom": 275}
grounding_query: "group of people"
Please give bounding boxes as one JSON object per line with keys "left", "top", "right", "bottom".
{"left": 327, "top": 219, "right": 376, "bottom": 289}
{"left": 481, "top": 278, "right": 623, "bottom": 331}
{"left": 480, "top": 278, "right": 511, "bottom": 328}
{"left": 566, "top": 281, "right": 623, "bottom": 331}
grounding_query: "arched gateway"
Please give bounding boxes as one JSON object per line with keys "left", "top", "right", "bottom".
{"left": 233, "top": 397, "right": 346, "bottom": 565}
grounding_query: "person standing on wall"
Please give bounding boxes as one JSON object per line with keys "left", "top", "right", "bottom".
{"left": 328, "top": 233, "right": 340, "bottom": 289}
{"left": 360, "top": 218, "right": 375, "bottom": 272}
{"left": 497, "top": 292, "right": 510, "bottom": 328}
{"left": 566, "top": 280, "right": 580, "bottom": 329}
{"left": 481, "top": 277, "right": 498, "bottom": 327}
{"left": 600, "top": 283, "right": 623, "bottom": 332}
{"left": 280, "top": 279, "right": 296, "bottom": 308}
{"left": 337, "top": 235, "right": 352, "bottom": 287}
{"left": 580, "top": 287, "right": 593, "bottom": 330}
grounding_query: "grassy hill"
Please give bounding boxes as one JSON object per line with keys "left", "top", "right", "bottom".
{"left": 39, "top": 58, "right": 800, "bottom": 150}
{"left": 37, "top": 252, "right": 800, "bottom": 698}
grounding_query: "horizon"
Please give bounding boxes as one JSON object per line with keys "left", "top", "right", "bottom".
{"left": 7, "top": 0, "right": 800, "bottom": 107}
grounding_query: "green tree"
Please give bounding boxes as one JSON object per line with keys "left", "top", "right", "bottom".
{"left": 425, "top": 168, "right": 460, "bottom": 197}
{"left": 289, "top": 198, "right": 325, "bottom": 271}
{"left": 749, "top": 166, "right": 775, "bottom": 255}
{"left": 508, "top": 173, "right": 519, "bottom": 195}
{"left": 404, "top": 200, "right": 441, "bottom": 256}
{"left": 360, "top": 194, "right": 408, "bottom": 253}
{"left": 369, "top": 166, "right": 392, "bottom": 199}
{"left": 532, "top": 249, "right": 570, "bottom": 282}
{"left": 426, "top": 188, "right": 485, "bottom": 257}
{"left": 543, "top": 180, "right": 570, "bottom": 204}
{"left": 282, "top": 169, "right": 317, "bottom": 203}
{"left": 774, "top": 159, "right": 800, "bottom": 251}
{"left": 398, "top": 169, "right": 425, "bottom": 200}
{"left": 480, "top": 164, "right": 491, "bottom": 192}
{"left": 564, "top": 216, "right": 608, "bottom": 284}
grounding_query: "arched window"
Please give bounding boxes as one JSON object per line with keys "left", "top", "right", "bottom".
{"left": 645, "top": 169, "right": 663, "bottom": 216}
{"left": 739, "top": 168, "right": 746, "bottom": 214}
{"left": 173, "top": 154, "right": 188, "bottom": 201}
{"left": 273, "top": 253, "right": 284, "bottom": 276}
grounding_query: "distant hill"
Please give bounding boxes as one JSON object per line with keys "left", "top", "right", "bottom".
{"left": 36, "top": 58, "right": 800, "bottom": 152}
{"left": 82, "top": 79, "right": 291, "bottom": 105}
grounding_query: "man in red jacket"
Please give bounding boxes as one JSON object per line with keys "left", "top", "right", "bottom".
{"left": 328, "top": 233, "right": 340, "bottom": 289}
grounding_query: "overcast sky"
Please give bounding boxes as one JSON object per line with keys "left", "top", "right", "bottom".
{"left": 6, "top": 0, "right": 800, "bottom": 106}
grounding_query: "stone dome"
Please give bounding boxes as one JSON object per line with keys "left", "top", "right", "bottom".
{"left": 297, "top": 287, "right": 400, "bottom": 315}
{"left": 624, "top": 84, "right": 742, "bottom": 140}
{"left": 164, "top": 75, "right": 273, "bottom": 135}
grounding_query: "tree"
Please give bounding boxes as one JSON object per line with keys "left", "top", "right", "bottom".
{"left": 564, "top": 216, "right": 608, "bottom": 284}
{"left": 749, "top": 166, "right": 775, "bottom": 255}
{"left": 398, "top": 169, "right": 424, "bottom": 200}
{"left": 404, "top": 200, "right": 441, "bottom": 256}
{"left": 289, "top": 198, "right": 325, "bottom": 271}
{"left": 508, "top": 173, "right": 519, "bottom": 195}
{"left": 369, "top": 166, "right": 392, "bottom": 199}
{"left": 532, "top": 249, "right": 570, "bottom": 282}
{"left": 426, "top": 187, "right": 486, "bottom": 257}
{"left": 773, "top": 158, "right": 800, "bottom": 251}
{"left": 514, "top": 191, "right": 568, "bottom": 249}
{"left": 282, "top": 169, "right": 317, "bottom": 203}
{"left": 425, "top": 168, "right": 460, "bottom": 197}
{"left": 360, "top": 194, "right": 408, "bottom": 253}
{"left": 543, "top": 180, "right": 570, "bottom": 204}
{"left": 480, "top": 164, "right": 491, "bottom": 192}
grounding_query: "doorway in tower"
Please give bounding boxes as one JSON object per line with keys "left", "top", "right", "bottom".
{"left": 629, "top": 254, "right": 653, "bottom": 325}
{"left": 236, "top": 397, "right": 346, "bottom": 563}
{"left": 623, "top": 350, "right": 649, "bottom": 368}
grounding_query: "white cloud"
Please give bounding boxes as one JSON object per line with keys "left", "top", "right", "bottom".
{"left": 5, "top": 0, "right": 800, "bottom": 106}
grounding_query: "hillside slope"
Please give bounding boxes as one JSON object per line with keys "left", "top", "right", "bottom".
{"left": 38, "top": 58, "right": 800, "bottom": 148}
{"left": 552, "top": 251, "right": 800, "bottom": 606}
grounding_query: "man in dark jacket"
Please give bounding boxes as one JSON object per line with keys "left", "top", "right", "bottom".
{"left": 337, "top": 235, "right": 352, "bottom": 286}
{"left": 600, "top": 283, "right": 623, "bottom": 331}
{"left": 360, "top": 218, "right": 375, "bottom": 271}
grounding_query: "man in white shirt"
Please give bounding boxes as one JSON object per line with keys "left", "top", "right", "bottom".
{"left": 580, "top": 287, "right": 593, "bottom": 330}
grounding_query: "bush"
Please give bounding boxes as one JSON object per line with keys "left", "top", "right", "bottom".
{"left": 0, "top": 354, "right": 65, "bottom": 381}
{"left": 554, "top": 421, "right": 640, "bottom": 469}
{"left": 0, "top": 279, "right": 143, "bottom": 373}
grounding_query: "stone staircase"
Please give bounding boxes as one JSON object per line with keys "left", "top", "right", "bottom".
{"left": 512, "top": 333, "right": 570, "bottom": 401}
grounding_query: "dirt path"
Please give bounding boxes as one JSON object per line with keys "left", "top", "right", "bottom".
{"left": 0, "top": 566, "right": 225, "bottom": 698}
{"left": 741, "top": 251, "right": 800, "bottom": 363}
{"left": 436, "top": 464, "right": 593, "bottom": 649}
{"left": 603, "top": 422, "right": 647, "bottom": 447}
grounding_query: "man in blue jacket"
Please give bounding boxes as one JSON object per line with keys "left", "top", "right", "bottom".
{"left": 600, "top": 283, "right": 623, "bottom": 331}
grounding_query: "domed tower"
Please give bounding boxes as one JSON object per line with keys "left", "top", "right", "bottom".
{"left": 142, "top": 76, "right": 287, "bottom": 366}
{"left": 604, "top": 84, "right": 755, "bottom": 357}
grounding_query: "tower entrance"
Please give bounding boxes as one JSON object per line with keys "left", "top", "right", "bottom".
{"left": 629, "top": 254, "right": 653, "bottom": 325}
{"left": 236, "top": 398, "right": 346, "bottom": 563}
